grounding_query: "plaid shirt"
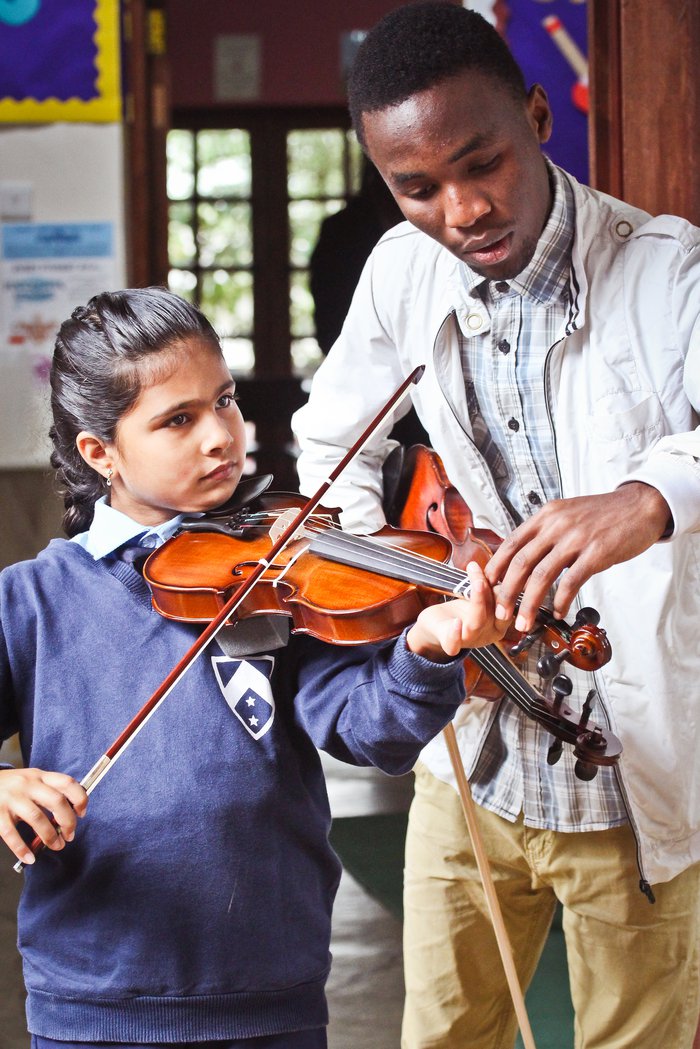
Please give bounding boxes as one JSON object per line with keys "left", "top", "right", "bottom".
{"left": 456, "top": 164, "right": 627, "bottom": 831}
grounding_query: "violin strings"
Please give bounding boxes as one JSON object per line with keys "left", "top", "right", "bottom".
{"left": 306, "top": 527, "right": 470, "bottom": 593}
{"left": 301, "top": 528, "right": 568, "bottom": 729}
{"left": 225, "top": 508, "right": 588, "bottom": 744}
{"left": 233, "top": 508, "right": 556, "bottom": 626}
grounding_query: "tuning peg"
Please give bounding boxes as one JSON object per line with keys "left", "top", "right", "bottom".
{"left": 573, "top": 606, "right": 600, "bottom": 628}
{"left": 537, "top": 650, "right": 568, "bottom": 679}
{"left": 552, "top": 675, "right": 573, "bottom": 699}
{"left": 547, "top": 738, "right": 563, "bottom": 765}
{"left": 509, "top": 626, "right": 543, "bottom": 657}
{"left": 574, "top": 759, "right": 598, "bottom": 781}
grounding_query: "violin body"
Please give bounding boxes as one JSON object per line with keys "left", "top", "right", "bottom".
{"left": 144, "top": 492, "right": 452, "bottom": 645}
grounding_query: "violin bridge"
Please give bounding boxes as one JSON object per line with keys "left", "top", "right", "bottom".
{"left": 268, "top": 508, "right": 307, "bottom": 545}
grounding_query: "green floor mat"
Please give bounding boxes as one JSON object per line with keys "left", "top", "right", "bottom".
{"left": 330, "top": 812, "right": 407, "bottom": 919}
{"left": 330, "top": 812, "right": 574, "bottom": 1048}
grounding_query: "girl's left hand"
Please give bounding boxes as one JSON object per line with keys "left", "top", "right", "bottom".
{"left": 406, "top": 561, "right": 509, "bottom": 663}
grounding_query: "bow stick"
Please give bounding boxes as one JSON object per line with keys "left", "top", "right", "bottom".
{"left": 443, "top": 723, "right": 538, "bottom": 1049}
{"left": 15, "top": 365, "right": 425, "bottom": 872}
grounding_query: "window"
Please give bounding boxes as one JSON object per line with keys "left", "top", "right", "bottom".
{"left": 166, "top": 112, "right": 363, "bottom": 379}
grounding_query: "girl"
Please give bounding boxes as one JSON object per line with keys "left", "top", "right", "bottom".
{"left": 0, "top": 288, "right": 504, "bottom": 1049}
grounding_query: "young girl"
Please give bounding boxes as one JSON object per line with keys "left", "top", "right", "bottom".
{"left": 0, "top": 288, "right": 504, "bottom": 1049}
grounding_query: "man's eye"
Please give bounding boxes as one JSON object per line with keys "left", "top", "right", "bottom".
{"left": 217, "top": 392, "right": 238, "bottom": 409}
{"left": 167, "top": 413, "right": 189, "bottom": 427}
{"left": 471, "top": 155, "right": 499, "bottom": 173}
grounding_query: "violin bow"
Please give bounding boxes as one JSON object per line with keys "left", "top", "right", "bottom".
{"left": 443, "top": 723, "right": 538, "bottom": 1049}
{"left": 15, "top": 365, "right": 425, "bottom": 871}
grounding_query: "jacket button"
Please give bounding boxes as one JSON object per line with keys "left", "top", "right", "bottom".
{"left": 465, "top": 312, "right": 484, "bottom": 331}
{"left": 508, "top": 418, "right": 520, "bottom": 431}
{"left": 615, "top": 219, "right": 633, "bottom": 239}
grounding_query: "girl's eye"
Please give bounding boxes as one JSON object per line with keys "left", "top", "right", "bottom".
{"left": 167, "top": 413, "right": 190, "bottom": 428}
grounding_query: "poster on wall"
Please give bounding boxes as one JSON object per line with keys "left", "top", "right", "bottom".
{"left": 0, "top": 222, "right": 116, "bottom": 468}
{"left": 467, "top": 0, "right": 588, "bottom": 184}
{"left": 0, "top": 0, "right": 121, "bottom": 123}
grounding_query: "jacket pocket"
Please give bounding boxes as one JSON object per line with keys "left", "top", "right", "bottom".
{"left": 584, "top": 392, "right": 663, "bottom": 467}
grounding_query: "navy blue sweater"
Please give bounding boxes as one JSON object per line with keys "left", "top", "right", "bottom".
{"left": 0, "top": 539, "right": 465, "bottom": 1042}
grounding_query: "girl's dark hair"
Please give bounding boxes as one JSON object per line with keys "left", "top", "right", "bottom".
{"left": 49, "top": 286, "right": 221, "bottom": 537}
{"left": 348, "top": 2, "right": 527, "bottom": 148}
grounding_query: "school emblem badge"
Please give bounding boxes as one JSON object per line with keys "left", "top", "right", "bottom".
{"left": 211, "top": 656, "right": 276, "bottom": 740}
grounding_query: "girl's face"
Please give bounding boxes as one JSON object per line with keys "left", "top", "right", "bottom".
{"left": 103, "top": 336, "right": 246, "bottom": 526}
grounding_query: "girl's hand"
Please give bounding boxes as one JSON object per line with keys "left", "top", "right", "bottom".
{"left": 406, "top": 561, "right": 509, "bottom": 663}
{"left": 0, "top": 768, "right": 88, "bottom": 866}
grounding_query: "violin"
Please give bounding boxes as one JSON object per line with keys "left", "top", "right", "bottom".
{"left": 141, "top": 472, "right": 621, "bottom": 780}
{"left": 12, "top": 371, "right": 616, "bottom": 871}
{"left": 383, "top": 444, "right": 619, "bottom": 777}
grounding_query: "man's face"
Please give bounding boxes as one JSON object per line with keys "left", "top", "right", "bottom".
{"left": 362, "top": 69, "right": 554, "bottom": 281}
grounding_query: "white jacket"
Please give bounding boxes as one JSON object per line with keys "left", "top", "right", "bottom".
{"left": 293, "top": 172, "right": 700, "bottom": 885}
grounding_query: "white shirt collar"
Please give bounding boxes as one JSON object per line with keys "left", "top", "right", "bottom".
{"left": 71, "top": 497, "right": 190, "bottom": 560}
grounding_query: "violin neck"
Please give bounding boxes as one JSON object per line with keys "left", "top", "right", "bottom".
{"left": 308, "top": 528, "right": 470, "bottom": 598}
{"left": 308, "top": 528, "right": 546, "bottom": 713}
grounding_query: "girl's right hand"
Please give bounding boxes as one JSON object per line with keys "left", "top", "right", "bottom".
{"left": 0, "top": 768, "right": 88, "bottom": 866}
{"left": 406, "top": 560, "right": 510, "bottom": 663}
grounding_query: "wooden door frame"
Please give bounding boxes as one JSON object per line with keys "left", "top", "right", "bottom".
{"left": 589, "top": 0, "right": 700, "bottom": 223}
{"left": 121, "top": 0, "right": 170, "bottom": 287}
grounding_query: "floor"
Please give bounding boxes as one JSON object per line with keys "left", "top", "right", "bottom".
{"left": 0, "top": 741, "right": 411, "bottom": 1049}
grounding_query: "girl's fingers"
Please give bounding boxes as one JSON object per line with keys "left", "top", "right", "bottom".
{"left": 0, "top": 816, "right": 37, "bottom": 865}
{"left": 0, "top": 769, "right": 88, "bottom": 862}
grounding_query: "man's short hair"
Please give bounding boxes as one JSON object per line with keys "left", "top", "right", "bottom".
{"left": 348, "top": 2, "right": 527, "bottom": 147}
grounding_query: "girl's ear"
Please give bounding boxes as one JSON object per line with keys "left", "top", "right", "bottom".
{"left": 76, "top": 431, "right": 113, "bottom": 484}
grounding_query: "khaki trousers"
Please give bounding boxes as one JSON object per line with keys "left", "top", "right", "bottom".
{"left": 402, "top": 763, "right": 700, "bottom": 1049}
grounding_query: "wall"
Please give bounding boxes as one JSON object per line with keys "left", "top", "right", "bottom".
{"left": 167, "top": 0, "right": 441, "bottom": 109}
{"left": 0, "top": 123, "right": 127, "bottom": 565}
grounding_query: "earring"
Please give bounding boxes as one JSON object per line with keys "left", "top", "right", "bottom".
{"left": 106, "top": 468, "right": 113, "bottom": 487}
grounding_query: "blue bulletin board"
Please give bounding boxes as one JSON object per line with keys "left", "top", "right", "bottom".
{"left": 487, "top": 0, "right": 589, "bottom": 184}
{"left": 0, "top": 0, "right": 121, "bottom": 123}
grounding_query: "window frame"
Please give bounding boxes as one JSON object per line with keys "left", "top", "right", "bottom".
{"left": 169, "top": 106, "right": 357, "bottom": 379}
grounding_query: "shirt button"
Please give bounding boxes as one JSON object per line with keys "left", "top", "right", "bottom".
{"left": 498, "top": 339, "right": 511, "bottom": 354}
{"left": 495, "top": 281, "right": 509, "bottom": 293}
{"left": 507, "top": 418, "right": 520, "bottom": 432}
{"left": 465, "top": 312, "right": 483, "bottom": 331}
{"left": 528, "top": 491, "right": 542, "bottom": 506}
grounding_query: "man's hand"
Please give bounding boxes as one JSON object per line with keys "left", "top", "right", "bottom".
{"left": 484, "top": 482, "right": 671, "bottom": 633}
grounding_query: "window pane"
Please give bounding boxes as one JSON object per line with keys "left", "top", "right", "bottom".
{"left": 197, "top": 130, "right": 251, "bottom": 197}
{"left": 168, "top": 268, "right": 197, "bottom": 300}
{"left": 348, "top": 131, "right": 364, "bottom": 194}
{"left": 289, "top": 199, "right": 343, "bottom": 268}
{"left": 292, "top": 337, "right": 323, "bottom": 376}
{"left": 197, "top": 201, "right": 253, "bottom": 267}
{"left": 287, "top": 129, "right": 346, "bottom": 198}
{"left": 168, "top": 202, "right": 195, "bottom": 266}
{"left": 290, "top": 270, "right": 315, "bottom": 339}
{"left": 221, "top": 338, "right": 254, "bottom": 376}
{"left": 200, "top": 269, "right": 254, "bottom": 339}
{"left": 167, "top": 129, "right": 194, "bottom": 200}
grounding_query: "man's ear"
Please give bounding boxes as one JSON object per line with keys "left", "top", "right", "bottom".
{"left": 76, "top": 431, "right": 112, "bottom": 483}
{"left": 526, "top": 84, "right": 553, "bottom": 145}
